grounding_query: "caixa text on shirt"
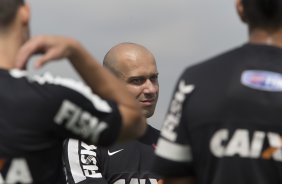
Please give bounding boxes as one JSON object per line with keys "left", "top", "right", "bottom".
{"left": 54, "top": 100, "right": 108, "bottom": 143}
{"left": 0, "top": 158, "right": 33, "bottom": 184}
{"left": 210, "top": 129, "right": 282, "bottom": 161}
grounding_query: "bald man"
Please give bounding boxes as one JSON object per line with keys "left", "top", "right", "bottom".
{"left": 63, "top": 43, "right": 161, "bottom": 184}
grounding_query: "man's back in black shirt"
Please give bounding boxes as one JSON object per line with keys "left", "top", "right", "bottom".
{"left": 0, "top": 70, "right": 122, "bottom": 183}
{"left": 153, "top": 44, "right": 282, "bottom": 184}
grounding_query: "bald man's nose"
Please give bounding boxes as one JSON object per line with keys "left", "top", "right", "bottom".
{"left": 143, "top": 79, "right": 158, "bottom": 94}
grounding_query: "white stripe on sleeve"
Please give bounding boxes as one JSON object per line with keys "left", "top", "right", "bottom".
{"left": 67, "top": 139, "right": 87, "bottom": 183}
{"left": 9, "top": 70, "right": 112, "bottom": 113}
{"left": 155, "top": 138, "right": 193, "bottom": 162}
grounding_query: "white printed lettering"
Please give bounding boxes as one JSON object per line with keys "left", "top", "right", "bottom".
{"left": 225, "top": 129, "right": 250, "bottom": 157}
{"left": 114, "top": 178, "right": 158, "bottom": 184}
{"left": 0, "top": 174, "right": 4, "bottom": 183}
{"left": 114, "top": 179, "right": 125, "bottom": 184}
{"left": 149, "top": 179, "right": 158, "bottom": 184}
{"left": 130, "top": 178, "right": 139, "bottom": 184}
{"left": 80, "top": 142, "right": 102, "bottom": 178}
{"left": 210, "top": 129, "right": 228, "bottom": 157}
{"left": 54, "top": 100, "right": 108, "bottom": 143}
{"left": 250, "top": 131, "right": 265, "bottom": 158}
{"left": 161, "top": 81, "right": 194, "bottom": 141}
{"left": 54, "top": 100, "right": 78, "bottom": 125}
{"left": 0, "top": 159, "right": 33, "bottom": 184}
{"left": 210, "top": 129, "right": 282, "bottom": 161}
{"left": 267, "top": 133, "right": 282, "bottom": 161}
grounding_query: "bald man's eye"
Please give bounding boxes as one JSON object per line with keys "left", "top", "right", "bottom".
{"left": 128, "top": 78, "right": 146, "bottom": 85}
{"left": 150, "top": 75, "right": 158, "bottom": 84}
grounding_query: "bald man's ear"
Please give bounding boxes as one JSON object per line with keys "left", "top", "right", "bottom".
{"left": 18, "top": 2, "right": 30, "bottom": 26}
{"left": 236, "top": 0, "right": 247, "bottom": 23}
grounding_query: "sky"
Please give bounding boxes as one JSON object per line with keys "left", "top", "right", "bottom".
{"left": 28, "top": 0, "right": 248, "bottom": 129}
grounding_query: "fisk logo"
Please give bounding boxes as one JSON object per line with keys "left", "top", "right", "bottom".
{"left": 0, "top": 158, "right": 33, "bottom": 184}
{"left": 210, "top": 129, "right": 282, "bottom": 161}
{"left": 80, "top": 142, "right": 102, "bottom": 178}
{"left": 161, "top": 80, "right": 194, "bottom": 142}
{"left": 54, "top": 100, "right": 108, "bottom": 143}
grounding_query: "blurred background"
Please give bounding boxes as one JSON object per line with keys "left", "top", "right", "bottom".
{"left": 28, "top": 0, "right": 247, "bottom": 129}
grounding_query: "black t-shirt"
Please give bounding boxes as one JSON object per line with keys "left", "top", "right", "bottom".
{"left": 0, "top": 69, "right": 122, "bottom": 184}
{"left": 153, "top": 44, "right": 282, "bottom": 184}
{"left": 64, "top": 125, "right": 161, "bottom": 184}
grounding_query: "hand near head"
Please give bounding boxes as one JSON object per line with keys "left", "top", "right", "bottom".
{"left": 16, "top": 35, "right": 79, "bottom": 69}
{"left": 15, "top": 35, "right": 146, "bottom": 142}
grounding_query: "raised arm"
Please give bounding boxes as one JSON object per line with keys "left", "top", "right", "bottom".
{"left": 16, "top": 35, "right": 146, "bottom": 142}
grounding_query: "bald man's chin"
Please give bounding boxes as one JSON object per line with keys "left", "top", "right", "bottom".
{"left": 142, "top": 109, "right": 155, "bottom": 119}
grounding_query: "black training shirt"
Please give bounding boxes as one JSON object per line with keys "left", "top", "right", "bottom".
{"left": 153, "top": 44, "right": 282, "bottom": 184}
{"left": 64, "top": 125, "right": 161, "bottom": 184}
{"left": 0, "top": 69, "right": 121, "bottom": 183}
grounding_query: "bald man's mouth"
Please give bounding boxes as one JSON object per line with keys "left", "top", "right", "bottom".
{"left": 140, "top": 99, "right": 156, "bottom": 107}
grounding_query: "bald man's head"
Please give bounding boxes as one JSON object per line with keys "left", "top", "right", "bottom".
{"left": 103, "top": 42, "right": 159, "bottom": 118}
{"left": 103, "top": 42, "right": 155, "bottom": 77}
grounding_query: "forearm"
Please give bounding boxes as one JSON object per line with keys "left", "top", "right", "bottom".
{"left": 68, "top": 40, "right": 132, "bottom": 106}
{"left": 16, "top": 35, "right": 146, "bottom": 141}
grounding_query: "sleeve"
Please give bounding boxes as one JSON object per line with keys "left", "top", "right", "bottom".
{"left": 152, "top": 70, "right": 196, "bottom": 178}
{"left": 63, "top": 139, "right": 108, "bottom": 184}
{"left": 31, "top": 73, "right": 122, "bottom": 146}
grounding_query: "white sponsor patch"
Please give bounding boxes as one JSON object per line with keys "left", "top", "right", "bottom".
{"left": 241, "top": 70, "right": 282, "bottom": 92}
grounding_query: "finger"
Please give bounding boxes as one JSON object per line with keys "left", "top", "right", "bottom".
{"left": 16, "top": 46, "right": 32, "bottom": 69}
{"left": 34, "top": 49, "right": 59, "bottom": 69}
{"left": 16, "top": 36, "right": 46, "bottom": 69}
